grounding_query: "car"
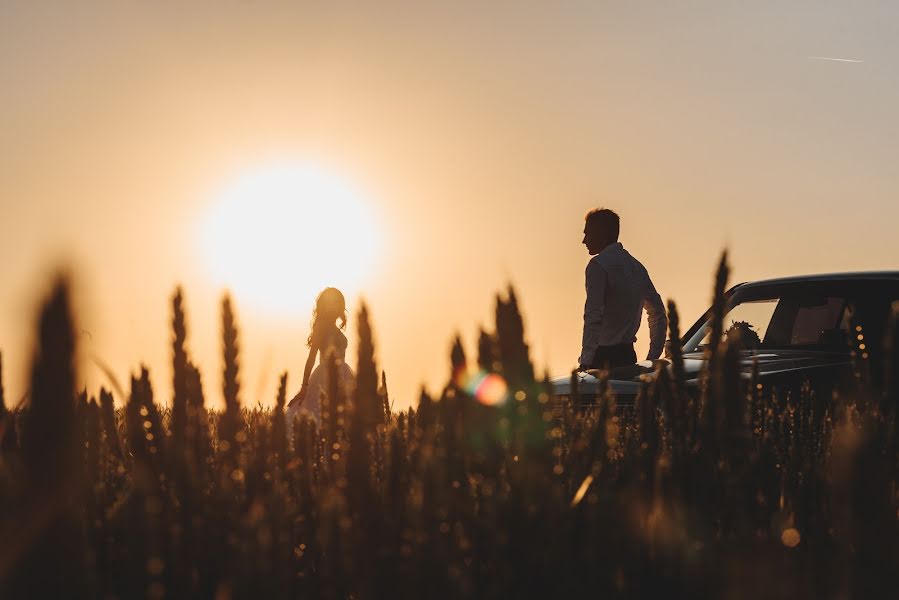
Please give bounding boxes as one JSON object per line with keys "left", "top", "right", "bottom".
{"left": 552, "top": 271, "right": 899, "bottom": 406}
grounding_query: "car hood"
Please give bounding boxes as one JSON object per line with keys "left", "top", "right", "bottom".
{"left": 551, "top": 349, "right": 850, "bottom": 397}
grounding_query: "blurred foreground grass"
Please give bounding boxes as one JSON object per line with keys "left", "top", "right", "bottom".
{"left": 0, "top": 255, "right": 897, "bottom": 599}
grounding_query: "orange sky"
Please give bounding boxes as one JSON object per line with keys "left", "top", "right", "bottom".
{"left": 2, "top": 2, "right": 898, "bottom": 410}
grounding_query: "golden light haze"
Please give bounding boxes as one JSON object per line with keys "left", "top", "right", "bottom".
{"left": 2, "top": 2, "right": 898, "bottom": 410}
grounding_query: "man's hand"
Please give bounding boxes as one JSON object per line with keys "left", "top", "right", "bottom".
{"left": 649, "top": 358, "right": 670, "bottom": 371}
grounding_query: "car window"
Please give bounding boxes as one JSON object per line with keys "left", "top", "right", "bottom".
{"left": 790, "top": 297, "right": 846, "bottom": 344}
{"left": 697, "top": 299, "right": 777, "bottom": 348}
{"left": 693, "top": 296, "right": 848, "bottom": 350}
{"left": 682, "top": 280, "right": 899, "bottom": 355}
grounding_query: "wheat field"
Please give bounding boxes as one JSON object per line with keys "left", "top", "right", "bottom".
{"left": 0, "top": 255, "right": 897, "bottom": 599}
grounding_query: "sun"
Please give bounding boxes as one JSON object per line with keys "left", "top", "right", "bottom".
{"left": 198, "top": 162, "right": 383, "bottom": 316}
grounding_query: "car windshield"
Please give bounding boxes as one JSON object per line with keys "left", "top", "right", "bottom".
{"left": 684, "top": 294, "right": 850, "bottom": 353}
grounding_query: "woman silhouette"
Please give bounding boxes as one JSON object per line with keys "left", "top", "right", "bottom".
{"left": 286, "top": 287, "right": 355, "bottom": 424}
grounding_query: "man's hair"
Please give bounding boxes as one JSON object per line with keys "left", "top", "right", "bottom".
{"left": 584, "top": 208, "right": 620, "bottom": 240}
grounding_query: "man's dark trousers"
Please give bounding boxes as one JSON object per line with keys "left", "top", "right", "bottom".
{"left": 589, "top": 343, "right": 637, "bottom": 370}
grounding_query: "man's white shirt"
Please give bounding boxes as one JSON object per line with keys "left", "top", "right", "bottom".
{"left": 579, "top": 242, "right": 667, "bottom": 367}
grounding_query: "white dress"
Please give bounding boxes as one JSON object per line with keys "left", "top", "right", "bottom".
{"left": 286, "top": 328, "right": 355, "bottom": 424}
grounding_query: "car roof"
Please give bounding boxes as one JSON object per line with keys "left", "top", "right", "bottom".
{"left": 732, "top": 271, "right": 899, "bottom": 291}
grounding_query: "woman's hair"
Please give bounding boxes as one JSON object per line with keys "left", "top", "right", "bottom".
{"left": 307, "top": 287, "right": 347, "bottom": 347}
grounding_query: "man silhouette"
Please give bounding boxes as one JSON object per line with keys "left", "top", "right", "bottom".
{"left": 579, "top": 209, "right": 667, "bottom": 371}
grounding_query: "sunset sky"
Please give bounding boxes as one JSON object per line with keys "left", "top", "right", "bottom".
{"left": 2, "top": 1, "right": 898, "bottom": 410}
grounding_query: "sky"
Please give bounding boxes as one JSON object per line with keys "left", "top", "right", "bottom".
{"left": 2, "top": 1, "right": 898, "bottom": 411}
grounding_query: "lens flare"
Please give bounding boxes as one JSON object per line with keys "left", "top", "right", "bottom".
{"left": 455, "top": 369, "right": 508, "bottom": 406}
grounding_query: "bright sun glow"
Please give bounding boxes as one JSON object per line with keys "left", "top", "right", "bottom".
{"left": 199, "top": 163, "right": 383, "bottom": 316}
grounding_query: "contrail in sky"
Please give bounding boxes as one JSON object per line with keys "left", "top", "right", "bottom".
{"left": 808, "top": 56, "right": 863, "bottom": 63}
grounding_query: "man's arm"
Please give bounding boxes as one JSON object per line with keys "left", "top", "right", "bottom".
{"left": 643, "top": 274, "right": 667, "bottom": 361}
{"left": 579, "top": 260, "right": 606, "bottom": 368}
